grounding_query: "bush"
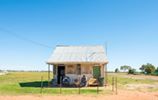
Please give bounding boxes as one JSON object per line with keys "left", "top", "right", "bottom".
{"left": 155, "top": 67, "right": 158, "bottom": 73}
{"left": 128, "top": 69, "right": 136, "bottom": 74}
{"left": 151, "top": 67, "right": 158, "bottom": 76}
{"left": 151, "top": 72, "right": 158, "bottom": 76}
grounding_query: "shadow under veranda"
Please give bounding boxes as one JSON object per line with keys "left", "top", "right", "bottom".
{"left": 19, "top": 81, "right": 48, "bottom": 88}
{"left": 19, "top": 81, "right": 83, "bottom": 88}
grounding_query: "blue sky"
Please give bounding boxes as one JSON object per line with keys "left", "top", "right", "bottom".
{"left": 0, "top": 0, "right": 158, "bottom": 71}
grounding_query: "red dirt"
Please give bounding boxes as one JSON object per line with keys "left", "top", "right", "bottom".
{"left": 0, "top": 90, "right": 158, "bottom": 100}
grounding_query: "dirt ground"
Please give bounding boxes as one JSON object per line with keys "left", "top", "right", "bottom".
{"left": 0, "top": 90, "right": 158, "bottom": 100}
{"left": 122, "top": 74, "right": 158, "bottom": 81}
{"left": 109, "top": 73, "right": 158, "bottom": 81}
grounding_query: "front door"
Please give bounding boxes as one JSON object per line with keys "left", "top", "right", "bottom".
{"left": 57, "top": 66, "right": 65, "bottom": 84}
{"left": 93, "top": 66, "right": 101, "bottom": 79}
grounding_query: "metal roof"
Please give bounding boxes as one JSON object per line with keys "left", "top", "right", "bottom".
{"left": 47, "top": 45, "right": 108, "bottom": 64}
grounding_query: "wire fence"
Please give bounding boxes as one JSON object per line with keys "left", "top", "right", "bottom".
{"left": 40, "top": 76, "right": 118, "bottom": 95}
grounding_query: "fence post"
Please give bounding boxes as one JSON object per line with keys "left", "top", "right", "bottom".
{"left": 78, "top": 77, "right": 80, "bottom": 94}
{"left": 112, "top": 77, "right": 114, "bottom": 92}
{"left": 78, "top": 85, "right": 81, "bottom": 94}
{"left": 60, "top": 76, "right": 62, "bottom": 94}
{"left": 97, "top": 78, "right": 99, "bottom": 94}
{"left": 115, "top": 77, "right": 118, "bottom": 95}
{"left": 40, "top": 76, "right": 43, "bottom": 94}
{"left": 97, "top": 85, "right": 99, "bottom": 94}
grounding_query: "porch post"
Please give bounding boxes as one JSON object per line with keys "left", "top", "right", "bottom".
{"left": 48, "top": 64, "right": 50, "bottom": 87}
{"left": 52, "top": 65, "right": 54, "bottom": 79}
{"left": 105, "top": 64, "right": 108, "bottom": 86}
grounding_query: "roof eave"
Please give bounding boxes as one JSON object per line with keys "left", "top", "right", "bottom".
{"left": 46, "top": 61, "right": 108, "bottom": 65}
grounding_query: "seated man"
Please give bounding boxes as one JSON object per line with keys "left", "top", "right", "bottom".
{"left": 80, "top": 75, "right": 87, "bottom": 87}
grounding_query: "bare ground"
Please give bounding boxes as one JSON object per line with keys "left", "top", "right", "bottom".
{"left": 109, "top": 73, "right": 158, "bottom": 80}
{"left": 0, "top": 90, "right": 158, "bottom": 100}
{"left": 126, "top": 83, "right": 158, "bottom": 90}
{"left": 122, "top": 74, "right": 158, "bottom": 81}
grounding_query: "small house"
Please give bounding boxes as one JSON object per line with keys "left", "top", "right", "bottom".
{"left": 47, "top": 45, "right": 108, "bottom": 86}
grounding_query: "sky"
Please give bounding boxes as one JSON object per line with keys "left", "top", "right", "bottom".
{"left": 0, "top": 0, "right": 158, "bottom": 71}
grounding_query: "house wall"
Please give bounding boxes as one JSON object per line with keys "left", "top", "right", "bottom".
{"left": 64, "top": 64, "right": 93, "bottom": 84}
{"left": 81, "top": 64, "right": 93, "bottom": 74}
{"left": 65, "top": 64, "right": 76, "bottom": 74}
{"left": 64, "top": 64, "right": 93, "bottom": 74}
{"left": 53, "top": 63, "right": 107, "bottom": 85}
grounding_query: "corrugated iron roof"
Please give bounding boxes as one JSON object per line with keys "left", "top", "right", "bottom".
{"left": 47, "top": 45, "right": 108, "bottom": 64}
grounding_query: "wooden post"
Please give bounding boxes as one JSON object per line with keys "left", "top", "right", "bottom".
{"left": 97, "top": 85, "right": 99, "bottom": 94}
{"left": 48, "top": 64, "right": 50, "bottom": 87}
{"left": 52, "top": 65, "right": 54, "bottom": 79}
{"left": 60, "top": 76, "right": 62, "bottom": 94}
{"left": 78, "top": 85, "right": 81, "bottom": 94}
{"left": 101, "top": 64, "right": 105, "bottom": 87}
{"left": 40, "top": 76, "right": 43, "bottom": 94}
{"left": 78, "top": 77, "right": 80, "bottom": 94}
{"left": 112, "top": 77, "right": 114, "bottom": 92}
{"left": 97, "top": 78, "right": 99, "bottom": 94}
{"left": 115, "top": 77, "right": 118, "bottom": 95}
{"left": 105, "top": 65, "right": 108, "bottom": 86}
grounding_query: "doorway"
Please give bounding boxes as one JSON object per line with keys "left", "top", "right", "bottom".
{"left": 57, "top": 65, "right": 65, "bottom": 84}
{"left": 93, "top": 66, "right": 101, "bottom": 79}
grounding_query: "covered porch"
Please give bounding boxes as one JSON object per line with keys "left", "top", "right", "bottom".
{"left": 47, "top": 62, "right": 107, "bottom": 87}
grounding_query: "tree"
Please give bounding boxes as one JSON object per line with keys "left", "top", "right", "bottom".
{"left": 140, "top": 63, "right": 155, "bottom": 74}
{"left": 120, "top": 65, "right": 131, "bottom": 72}
{"left": 115, "top": 68, "right": 119, "bottom": 73}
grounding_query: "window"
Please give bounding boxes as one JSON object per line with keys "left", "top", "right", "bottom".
{"left": 77, "top": 64, "right": 81, "bottom": 75}
{"left": 82, "top": 65, "right": 91, "bottom": 74}
{"left": 66, "top": 65, "right": 75, "bottom": 74}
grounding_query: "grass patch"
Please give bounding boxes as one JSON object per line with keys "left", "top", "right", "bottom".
{"left": 0, "top": 72, "right": 107, "bottom": 95}
{"left": 0, "top": 72, "right": 157, "bottom": 95}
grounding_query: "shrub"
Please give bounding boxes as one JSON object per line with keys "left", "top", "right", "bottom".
{"left": 151, "top": 67, "right": 158, "bottom": 76}
{"left": 128, "top": 69, "right": 136, "bottom": 74}
{"left": 151, "top": 72, "right": 158, "bottom": 76}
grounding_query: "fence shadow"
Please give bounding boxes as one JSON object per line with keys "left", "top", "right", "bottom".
{"left": 19, "top": 81, "right": 48, "bottom": 87}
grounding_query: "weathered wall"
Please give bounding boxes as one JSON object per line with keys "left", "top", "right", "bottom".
{"left": 53, "top": 63, "right": 107, "bottom": 85}
{"left": 65, "top": 64, "right": 94, "bottom": 84}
